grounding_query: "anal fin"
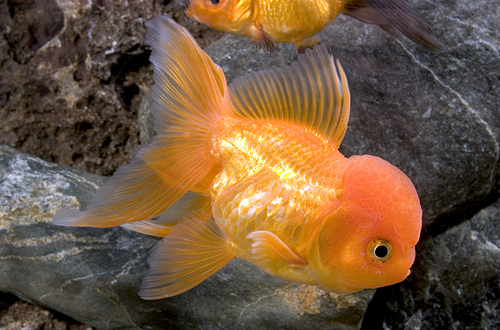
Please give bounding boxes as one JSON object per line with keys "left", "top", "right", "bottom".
{"left": 140, "top": 205, "right": 235, "bottom": 299}
{"left": 247, "top": 231, "right": 306, "bottom": 267}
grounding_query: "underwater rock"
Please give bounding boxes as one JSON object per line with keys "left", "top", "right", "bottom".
{"left": 374, "top": 197, "right": 500, "bottom": 329}
{"left": 0, "top": 145, "right": 374, "bottom": 329}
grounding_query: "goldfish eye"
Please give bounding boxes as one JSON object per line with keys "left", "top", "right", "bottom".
{"left": 209, "top": 0, "right": 220, "bottom": 4}
{"left": 367, "top": 238, "right": 393, "bottom": 263}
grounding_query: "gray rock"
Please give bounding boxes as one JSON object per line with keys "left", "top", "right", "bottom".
{"left": 374, "top": 197, "right": 500, "bottom": 329}
{"left": 0, "top": 145, "right": 374, "bottom": 329}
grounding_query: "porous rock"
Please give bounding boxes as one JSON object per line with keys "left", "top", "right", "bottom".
{"left": 0, "top": 0, "right": 223, "bottom": 176}
{"left": 0, "top": 145, "right": 374, "bottom": 329}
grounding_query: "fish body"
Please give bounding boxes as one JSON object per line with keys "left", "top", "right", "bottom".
{"left": 54, "top": 17, "right": 422, "bottom": 299}
{"left": 186, "top": 0, "right": 444, "bottom": 52}
{"left": 211, "top": 118, "right": 348, "bottom": 285}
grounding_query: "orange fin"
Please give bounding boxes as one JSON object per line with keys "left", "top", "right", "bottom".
{"left": 343, "top": 0, "right": 444, "bottom": 51}
{"left": 140, "top": 209, "right": 235, "bottom": 299}
{"left": 249, "top": 28, "right": 275, "bottom": 53}
{"left": 228, "top": 45, "right": 350, "bottom": 148}
{"left": 53, "top": 17, "right": 226, "bottom": 228}
{"left": 121, "top": 219, "right": 173, "bottom": 237}
{"left": 247, "top": 231, "right": 306, "bottom": 267}
{"left": 295, "top": 36, "right": 321, "bottom": 53}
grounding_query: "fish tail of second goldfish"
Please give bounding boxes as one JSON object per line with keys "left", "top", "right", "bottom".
{"left": 53, "top": 16, "right": 228, "bottom": 229}
{"left": 343, "top": 0, "right": 444, "bottom": 51}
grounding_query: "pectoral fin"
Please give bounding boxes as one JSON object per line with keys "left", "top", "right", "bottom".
{"left": 247, "top": 231, "right": 306, "bottom": 267}
{"left": 249, "top": 28, "right": 275, "bottom": 53}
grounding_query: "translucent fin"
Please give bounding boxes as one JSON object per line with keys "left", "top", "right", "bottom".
{"left": 121, "top": 193, "right": 210, "bottom": 237}
{"left": 247, "top": 231, "right": 306, "bottom": 267}
{"left": 121, "top": 219, "right": 174, "bottom": 237}
{"left": 228, "top": 45, "right": 350, "bottom": 148}
{"left": 54, "top": 150, "right": 217, "bottom": 228}
{"left": 139, "top": 207, "right": 235, "bottom": 299}
{"left": 146, "top": 16, "right": 227, "bottom": 137}
{"left": 54, "top": 17, "right": 226, "bottom": 228}
{"left": 249, "top": 28, "right": 275, "bottom": 53}
{"left": 190, "top": 164, "right": 222, "bottom": 195}
{"left": 344, "top": 0, "right": 444, "bottom": 51}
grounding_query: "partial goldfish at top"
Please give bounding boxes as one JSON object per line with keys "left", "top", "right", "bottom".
{"left": 54, "top": 16, "right": 422, "bottom": 299}
{"left": 186, "top": 0, "right": 443, "bottom": 52}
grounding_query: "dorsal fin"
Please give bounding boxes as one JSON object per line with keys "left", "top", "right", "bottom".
{"left": 227, "top": 45, "right": 350, "bottom": 148}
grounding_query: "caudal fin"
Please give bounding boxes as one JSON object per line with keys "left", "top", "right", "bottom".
{"left": 54, "top": 16, "right": 227, "bottom": 228}
{"left": 343, "top": 0, "right": 444, "bottom": 51}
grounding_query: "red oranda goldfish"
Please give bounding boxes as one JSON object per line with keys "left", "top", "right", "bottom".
{"left": 54, "top": 16, "right": 422, "bottom": 299}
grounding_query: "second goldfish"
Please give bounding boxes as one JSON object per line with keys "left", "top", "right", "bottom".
{"left": 54, "top": 16, "right": 422, "bottom": 299}
{"left": 186, "top": 0, "right": 443, "bottom": 52}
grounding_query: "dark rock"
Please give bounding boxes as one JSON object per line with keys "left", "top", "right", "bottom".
{"left": 373, "top": 197, "right": 500, "bottom": 329}
{"left": 0, "top": 145, "right": 374, "bottom": 329}
{"left": 0, "top": 0, "right": 223, "bottom": 176}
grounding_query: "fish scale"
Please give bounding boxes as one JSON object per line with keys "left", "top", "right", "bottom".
{"left": 258, "top": 0, "right": 338, "bottom": 42}
{"left": 211, "top": 118, "right": 348, "bottom": 257}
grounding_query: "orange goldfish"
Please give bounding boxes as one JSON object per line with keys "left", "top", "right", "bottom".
{"left": 54, "top": 16, "right": 422, "bottom": 299}
{"left": 186, "top": 0, "right": 443, "bottom": 52}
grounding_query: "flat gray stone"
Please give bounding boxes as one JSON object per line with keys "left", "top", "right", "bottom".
{"left": 0, "top": 145, "right": 374, "bottom": 330}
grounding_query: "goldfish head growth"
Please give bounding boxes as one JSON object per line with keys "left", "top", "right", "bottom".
{"left": 186, "top": 0, "right": 252, "bottom": 35}
{"left": 308, "top": 155, "right": 422, "bottom": 292}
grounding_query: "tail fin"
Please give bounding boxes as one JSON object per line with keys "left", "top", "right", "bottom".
{"left": 54, "top": 16, "right": 227, "bottom": 228}
{"left": 343, "top": 0, "right": 444, "bottom": 51}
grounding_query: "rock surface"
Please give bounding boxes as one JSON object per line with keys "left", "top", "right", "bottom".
{"left": 0, "top": 145, "right": 374, "bottom": 329}
{"left": 0, "top": 0, "right": 223, "bottom": 176}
